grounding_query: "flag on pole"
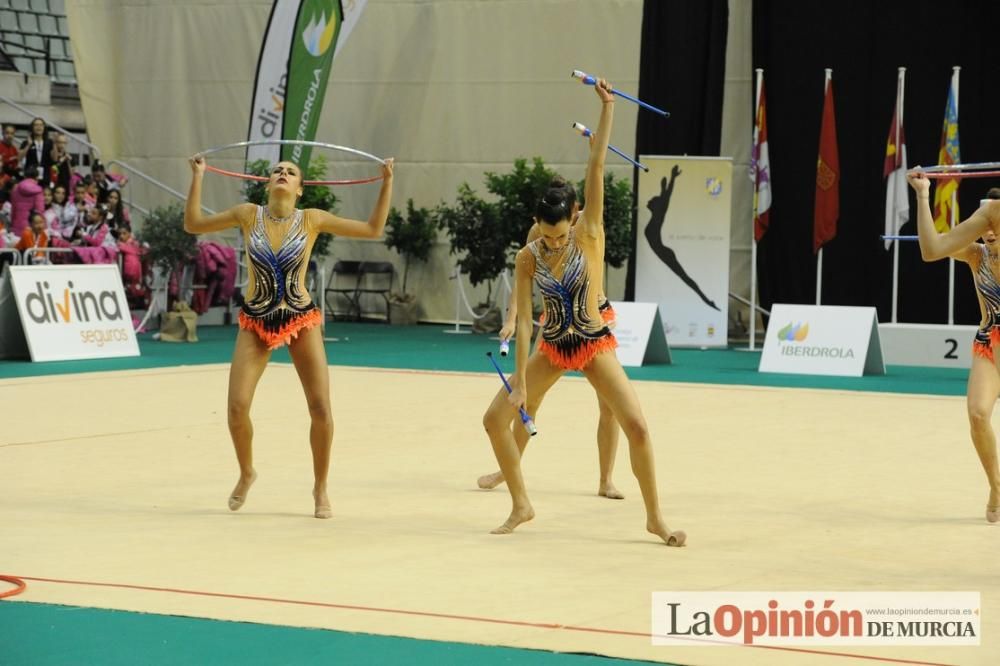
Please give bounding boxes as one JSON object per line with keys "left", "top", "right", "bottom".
{"left": 932, "top": 69, "right": 960, "bottom": 233}
{"left": 814, "top": 74, "right": 839, "bottom": 253}
{"left": 751, "top": 80, "right": 771, "bottom": 242}
{"left": 246, "top": 0, "right": 368, "bottom": 168}
{"left": 884, "top": 72, "right": 908, "bottom": 250}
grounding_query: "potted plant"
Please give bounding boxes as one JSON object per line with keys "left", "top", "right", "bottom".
{"left": 433, "top": 183, "right": 507, "bottom": 332}
{"left": 385, "top": 198, "right": 435, "bottom": 325}
{"left": 136, "top": 203, "right": 198, "bottom": 310}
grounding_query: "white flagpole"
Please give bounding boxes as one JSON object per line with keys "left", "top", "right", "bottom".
{"left": 947, "top": 66, "right": 960, "bottom": 326}
{"left": 891, "top": 67, "right": 905, "bottom": 323}
{"left": 815, "top": 248, "right": 823, "bottom": 305}
{"left": 816, "top": 69, "right": 831, "bottom": 306}
{"left": 750, "top": 68, "right": 763, "bottom": 351}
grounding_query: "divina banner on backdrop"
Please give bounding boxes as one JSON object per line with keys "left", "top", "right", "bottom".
{"left": 246, "top": 0, "right": 368, "bottom": 168}
{"left": 635, "top": 156, "right": 732, "bottom": 348}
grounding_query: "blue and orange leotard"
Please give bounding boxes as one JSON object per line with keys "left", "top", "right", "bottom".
{"left": 238, "top": 205, "right": 322, "bottom": 349}
{"left": 972, "top": 243, "right": 1000, "bottom": 361}
{"left": 528, "top": 229, "right": 617, "bottom": 370}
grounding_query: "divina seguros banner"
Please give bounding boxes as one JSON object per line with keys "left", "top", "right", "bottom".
{"left": 1, "top": 265, "right": 139, "bottom": 362}
{"left": 246, "top": 0, "right": 368, "bottom": 168}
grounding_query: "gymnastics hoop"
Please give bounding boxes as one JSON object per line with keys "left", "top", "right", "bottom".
{"left": 0, "top": 574, "right": 26, "bottom": 599}
{"left": 195, "top": 139, "right": 387, "bottom": 186}
{"left": 912, "top": 162, "right": 1000, "bottom": 179}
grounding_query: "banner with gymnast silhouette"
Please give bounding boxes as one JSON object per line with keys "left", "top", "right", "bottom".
{"left": 635, "top": 156, "right": 731, "bottom": 348}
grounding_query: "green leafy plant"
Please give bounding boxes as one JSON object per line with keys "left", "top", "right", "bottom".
{"left": 385, "top": 198, "right": 436, "bottom": 300}
{"left": 483, "top": 157, "right": 555, "bottom": 266}
{"left": 136, "top": 203, "right": 197, "bottom": 276}
{"left": 433, "top": 183, "right": 505, "bottom": 305}
{"left": 243, "top": 155, "right": 340, "bottom": 257}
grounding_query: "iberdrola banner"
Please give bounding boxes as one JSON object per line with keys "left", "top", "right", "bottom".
{"left": 247, "top": 0, "right": 367, "bottom": 168}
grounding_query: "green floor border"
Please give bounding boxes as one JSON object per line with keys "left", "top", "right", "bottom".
{"left": 0, "top": 601, "right": 675, "bottom": 666}
{"left": 0, "top": 322, "right": 971, "bottom": 396}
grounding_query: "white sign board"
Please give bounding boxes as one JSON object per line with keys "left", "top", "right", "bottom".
{"left": 878, "top": 323, "right": 977, "bottom": 369}
{"left": 759, "top": 304, "right": 884, "bottom": 377}
{"left": 609, "top": 301, "right": 671, "bottom": 367}
{"left": 4, "top": 264, "right": 140, "bottom": 362}
{"left": 635, "top": 156, "right": 731, "bottom": 348}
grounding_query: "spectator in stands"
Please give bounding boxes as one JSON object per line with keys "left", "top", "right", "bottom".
{"left": 41, "top": 186, "right": 56, "bottom": 227}
{"left": 51, "top": 185, "right": 71, "bottom": 228}
{"left": 117, "top": 227, "right": 148, "bottom": 308}
{"left": 90, "top": 162, "right": 127, "bottom": 204}
{"left": 49, "top": 133, "right": 74, "bottom": 192}
{"left": 16, "top": 211, "right": 49, "bottom": 263}
{"left": 0, "top": 125, "right": 20, "bottom": 175}
{"left": 10, "top": 175, "right": 45, "bottom": 236}
{"left": 19, "top": 117, "right": 53, "bottom": 185}
{"left": 105, "top": 189, "right": 131, "bottom": 235}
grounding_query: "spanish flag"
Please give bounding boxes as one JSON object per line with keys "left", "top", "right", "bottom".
{"left": 932, "top": 69, "right": 960, "bottom": 233}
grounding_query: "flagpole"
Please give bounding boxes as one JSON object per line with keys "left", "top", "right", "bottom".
{"left": 891, "top": 67, "right": 905, "bottom": 323}
{"left": 947, "top": 66, "right": 960, "bottom": 326}
{"left": 816, "top": 69, "right": 832, "bottom": 306}
{"left": 750, "top": 68, "right": 763, "bottom": 351}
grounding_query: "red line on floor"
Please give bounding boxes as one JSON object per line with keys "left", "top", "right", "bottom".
{"left": 15, "top": 575, "right": 957, "bottom": 666}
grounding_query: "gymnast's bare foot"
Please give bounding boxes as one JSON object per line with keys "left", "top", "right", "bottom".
{"left": 313, "top": 485, "right": 332, "bottom": 519}
{"left": 598, "top": 481, "right": 625, "bottom": 500}
{"left": 647, "top": 518, "right": 686, "bottom": 547}
{"left": 491, "top": 503, "right": 534, "bottom": 534}
{"left": 228, "top": 469, "right": 257, "bottom": 511}
{"left": 986, "top": 486, "right": 1000, "bottom": 523}
{"left": 477, "top": 471, "right": 505, "bottom": 490}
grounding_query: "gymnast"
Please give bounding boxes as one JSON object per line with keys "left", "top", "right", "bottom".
{"left": 908, "top": 171, "right": 1000, "bottom": 522}
{"left": 480, "top": 78, "right": 685, "bottom": 545}
{"left": 479, "top": 171, "right": 624, "bottom": 501}
{"left": 184, "top": 154, "right": 394, "bottom": 518}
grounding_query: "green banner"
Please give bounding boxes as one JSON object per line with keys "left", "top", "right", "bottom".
{"left": 281, "top": 0, "right": 344, "bottom": 169}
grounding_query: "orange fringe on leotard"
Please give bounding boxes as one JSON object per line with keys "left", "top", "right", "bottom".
{"left": 239, "top": 307, "right": 323, "bottom": 350}
{"left": 973, "top": 326, "right": 1000, "bottom": 362}
{"left": 539, "top": 332, "right": 618, "bottom": 371}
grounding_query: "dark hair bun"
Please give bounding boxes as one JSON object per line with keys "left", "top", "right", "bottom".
{"left": 535, "top": 177, "right": 577, "bottom": 224}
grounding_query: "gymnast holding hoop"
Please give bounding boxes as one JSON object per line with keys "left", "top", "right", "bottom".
{"left": 908, "top": 169, "right": 1000, "bottom": 522}
{"left": 480, "top": 78, "right": 685, "bottom": 546}
{"left": 184, "top": 144, "right": 394, "bottom": 519}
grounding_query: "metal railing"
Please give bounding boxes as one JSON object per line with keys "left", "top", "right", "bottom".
{"left": 106, "top": 159, "right": 216, "bottom": 216}
{"left": 0, "top": 93, "right": 97, "bottom": 168}
{"left": 0, "top": 247, "right": 21, "bottom": 265}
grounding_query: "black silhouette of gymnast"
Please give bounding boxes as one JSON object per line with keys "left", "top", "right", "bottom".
{"left": 643, "top": 165, "right": 719, "bottom": 311}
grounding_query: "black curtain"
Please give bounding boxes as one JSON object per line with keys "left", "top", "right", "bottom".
{"left": 628, "top": 0, "right": 729, "bottom": 299}
{"left": 753, "top": 0, "right": 1000, "bottom": 324}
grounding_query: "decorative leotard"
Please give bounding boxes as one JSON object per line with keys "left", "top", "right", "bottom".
{"left": 529, "top": 229, "right": 616, "bottom": 370}
{"left": 972, "top": 243, "right": 1000, "bottom": 361}
{"left": 238, "top": 205, "right": 322, "bottom": 349}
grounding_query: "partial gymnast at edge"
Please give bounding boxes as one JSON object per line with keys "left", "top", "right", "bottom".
{"left": 908, "top": 171, "right": 1000, "bottom": 523}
